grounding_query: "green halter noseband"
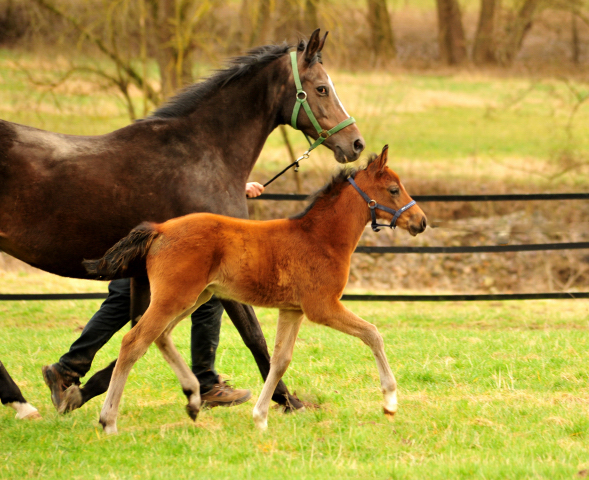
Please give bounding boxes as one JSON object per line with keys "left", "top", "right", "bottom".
{"left": 289, "top": 51, "right": 356, "bottom": 152}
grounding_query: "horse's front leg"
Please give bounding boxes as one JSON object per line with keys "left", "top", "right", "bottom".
{"left": 304, "top": 301, "right": 398, "bottom": 417}
{"left": 221, "top": 300, "right": 304, "bottom": 411}
{"left": 61, "top": 277, "right": 151, "bottom": 413}
{"left": 252, "top": 309, "right": 304, "bottom": 430}
{"left": 0, "top": 360, "right": 40, "bottom": 420}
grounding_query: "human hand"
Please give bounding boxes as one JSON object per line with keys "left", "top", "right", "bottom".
{"left": 245, "top": 182, "right": 264, "bottom": 198}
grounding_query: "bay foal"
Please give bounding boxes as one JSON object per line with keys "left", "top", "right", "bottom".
{"left": 84, "top": 146, "right": 427, "bottom": 433}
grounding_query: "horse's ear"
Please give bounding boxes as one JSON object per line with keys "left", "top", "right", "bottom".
{"left": 305, "top": 28, "right": 322, "bottom": 63}
{"left": 373, "top": 145, "right": 389, "bottom": 172}
{"left": 317, "top": 31, "right": 329, "bottom": 53}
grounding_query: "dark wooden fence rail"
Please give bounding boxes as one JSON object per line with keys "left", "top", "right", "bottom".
{"left": 2, "top": 192, "right": 588, "bottom": 302}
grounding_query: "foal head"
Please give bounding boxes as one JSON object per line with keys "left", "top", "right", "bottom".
{"left": 286, "top": 29, "right": 365, "bottom": 163}
{"left": 352, "top": 146, "right": 427, "bottom": 236}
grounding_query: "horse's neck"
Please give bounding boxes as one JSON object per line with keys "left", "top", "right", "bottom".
{"left": 301, "top": 185, "right": 371, "bottom": 254}
{"left": 185, "top": 58, "right": 291, "bottom": 181}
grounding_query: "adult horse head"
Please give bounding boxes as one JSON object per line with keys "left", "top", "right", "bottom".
{"left": 285, "top": 30, "right": 364, "bottom": 163}
{"left": 0, "top": 29, "right": 362, "bottom": 419}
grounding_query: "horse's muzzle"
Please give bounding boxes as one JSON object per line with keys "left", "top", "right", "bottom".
{"left": 334, "top": 136, "right": 365, "bottom": 163}
{"left": 408, "top": 214, "right": 427, "bottom": 237}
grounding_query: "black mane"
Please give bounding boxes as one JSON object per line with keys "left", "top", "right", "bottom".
{"left": 291, "top": 154, "right": 378, "bottom": 220}
{"left": 150, "top": 43, "right": 295, "bottom": 120}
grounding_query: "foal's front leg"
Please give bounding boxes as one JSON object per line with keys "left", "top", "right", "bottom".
{"left": 252, "top": 309, "right": 304, "bottom": 430}
{"left": 305, "top": 301, "right": 398, "bottom": 417}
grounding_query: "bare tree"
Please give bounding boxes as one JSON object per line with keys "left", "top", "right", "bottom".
{"left": 436, "top": 0, "right": 467, "bottom": 65}
{"left": 367, "top": 0, "right": 396, "bottom": 61}
{"left": 495, "top": 0, "right": 541, "bottom": 65}
{"left": 473, "top": 0, "right": 497, "bottom": 65}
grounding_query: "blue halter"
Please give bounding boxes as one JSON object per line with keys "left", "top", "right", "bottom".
{"left": 348, "top": 177, "right": 416, "bottom": 232}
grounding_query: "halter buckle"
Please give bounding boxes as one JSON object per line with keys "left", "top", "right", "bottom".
{"left": 368, "top": 200, "right": 377, "bottom": 209}
{"left": 296, "top": 91, "right": 307, "bottom": 102}
{"left": 319, "top": 129, "right": 329, "bottom": 139}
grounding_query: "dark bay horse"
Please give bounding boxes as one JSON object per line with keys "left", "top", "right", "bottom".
{"left": 83, "top": 145, "right": 426, "bottom": 434}
{"left": 0, "top": 29, "right": 365, "bottom": 420}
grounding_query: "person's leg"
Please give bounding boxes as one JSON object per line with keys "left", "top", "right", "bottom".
{"left": 190, "top": 296, "right": 222, "bottom": 391}
{"left": 191, "top": 296, "right": 251, "bottom": 407}
{"left": 43, "top": 279, "right": 132, "bottom": 408}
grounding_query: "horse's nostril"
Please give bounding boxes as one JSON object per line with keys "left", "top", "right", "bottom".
{"left": 421, "top": 217, "right": 427, "bottom": 230}
{"left": 353, "top": 139, "right": 365, "bottom": 153}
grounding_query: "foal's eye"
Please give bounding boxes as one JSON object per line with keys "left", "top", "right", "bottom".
{"left": 316, "top": 86, "right": 328, "bottom": 95}
{"left": 389, "top": 187, "right": 400, "bottom": 196}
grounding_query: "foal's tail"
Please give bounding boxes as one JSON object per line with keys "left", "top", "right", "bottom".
{"left": 83, "top": 222, "right": 160, "bottom": 280}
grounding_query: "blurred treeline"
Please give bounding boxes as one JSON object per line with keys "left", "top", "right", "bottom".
{"left": 1, "top": 0, "right": 588, "bottom": 110}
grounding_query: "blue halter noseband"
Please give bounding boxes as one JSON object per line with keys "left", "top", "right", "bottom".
{"left": 348, "top": 177, "right": 416, "bottom": 232}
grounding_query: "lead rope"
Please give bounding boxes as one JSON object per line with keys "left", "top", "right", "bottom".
{"left": 263, "top": 151, "right": 309, "bottom": 188}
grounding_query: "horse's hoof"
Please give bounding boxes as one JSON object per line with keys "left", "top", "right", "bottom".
{"left": 280, "top": 392, "right": 305, "bottom": 413}
{"left": 100, "top": 417, "right": 117, "bottom": 435}
{"left": 59, "top": 385, "right": 83, "bottom": 414}
{"left": 103, "top": 424, "right": 118, "bottom": 435}
{"left": 252, "top": 410, "right": 268, "bottom": 431}
{"left": 42, "top": 364, "right": 68, "bottom": 412}
{"left": 186, "top": 404, "right": 199, "bottom": 421}
{"left": 383, "top": 407, "right": 397, "bottom": 420}
{"left": 21, "top": 410, "right": 42, "bottom": 420}
{"left": 11, "top": 401, "right": 41, "bottom": 420}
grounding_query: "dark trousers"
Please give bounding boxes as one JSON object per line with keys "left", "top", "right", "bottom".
{"left": 58, "top": 278, "right": 223, "bottom": 392}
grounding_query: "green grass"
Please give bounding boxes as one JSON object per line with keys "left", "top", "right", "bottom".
{"left": 2, "top": 290, "right": 589, "bottom": 479}
{"left": 2, "top": 48, "right": 589, "bottom": 478}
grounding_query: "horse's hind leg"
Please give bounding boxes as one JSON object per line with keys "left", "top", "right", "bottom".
{"left": 0, "top": 361, "right": 41, "bottom": 419}
{"left": 62, "top": 277, "right": 151, "bottom": 413}
{"left": 221, "top": 300, "right": 304, "bottom": 411}
{"left": 100, "top": 304, "right": 176, "bottom": 434}
{"left": 153, "top": 290, "right": 213, "bottom": 421}
{"left": 252, "top": 309, "right": 304, "bottom": 430}
{"left": 305, "top": 301, "right": 398, "bottom": 417}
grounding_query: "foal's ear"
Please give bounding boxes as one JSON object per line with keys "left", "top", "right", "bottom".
{"left": 305, "top": 29, "right": 322, "bottom": 63}
{"left": 373, "top": 145, "right": 389, "bottom": 172}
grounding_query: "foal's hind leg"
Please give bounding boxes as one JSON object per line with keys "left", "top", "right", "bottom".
{"left": 221, "top": 300, "right": 304, "bottom": 411}
{"left": 305, "top": 301, "right": 398, "bottom": 417}
{"left": 252, "top": 309, "right": 304, "bottom": 431}
{"left": 0, "top": 361, "right": 40, "bottom": 420}
{"left": 153, "top": 290, "right": 214, "bottom": 421}
{"left": 61, "top": 278, "right": 151, "bottom": 413}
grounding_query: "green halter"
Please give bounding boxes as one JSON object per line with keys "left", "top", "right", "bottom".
{"left": 289, "top": 51, "right": 356, "bottom": 151}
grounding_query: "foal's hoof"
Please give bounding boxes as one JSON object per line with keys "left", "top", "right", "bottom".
{"left": 42, "top": 364, "right": 68, "bottom": 412}
{"left": 99, "top": 417, "right": 117, "bottom": 435}
{"left": 186, "top": 404, "right": 200, "bottom": 422}
{"left": 383, "top": 406, "right": 397, "bottom": 420}
{"left": 59, "top": 385, "right": 83, "bottom": 414}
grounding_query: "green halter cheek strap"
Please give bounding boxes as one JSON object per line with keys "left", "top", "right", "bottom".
{"left": 289, "top": 51, "right": 356, "bottom": 151}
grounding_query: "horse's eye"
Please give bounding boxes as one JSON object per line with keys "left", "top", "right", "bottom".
{"left": 316, "top": 86, "right": 328, "bottom": 95}
{"left": 389, "top": 187, "right": 400, "bottom": 196}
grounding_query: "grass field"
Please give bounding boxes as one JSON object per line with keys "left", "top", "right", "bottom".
{"left": 1, "top": 271, "right": 589, "bottom": 479}
{"left": 1, "top": 48, "right": 589, "bottom": 478}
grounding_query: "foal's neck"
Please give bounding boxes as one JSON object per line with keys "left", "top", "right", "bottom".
{"left": 298, "top": 182, "right": 372, "bottom": 255}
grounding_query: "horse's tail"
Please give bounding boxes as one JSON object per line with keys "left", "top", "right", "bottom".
{"left": 83, "top": 222, "right": 160, "bottom": 280}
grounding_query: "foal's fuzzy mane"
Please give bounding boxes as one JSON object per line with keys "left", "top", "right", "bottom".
{"left": 291, "top": 154, "right": 379, "bottom": 220}
{"left": 150, "top": 39, "right": 320, "bottom": 120}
